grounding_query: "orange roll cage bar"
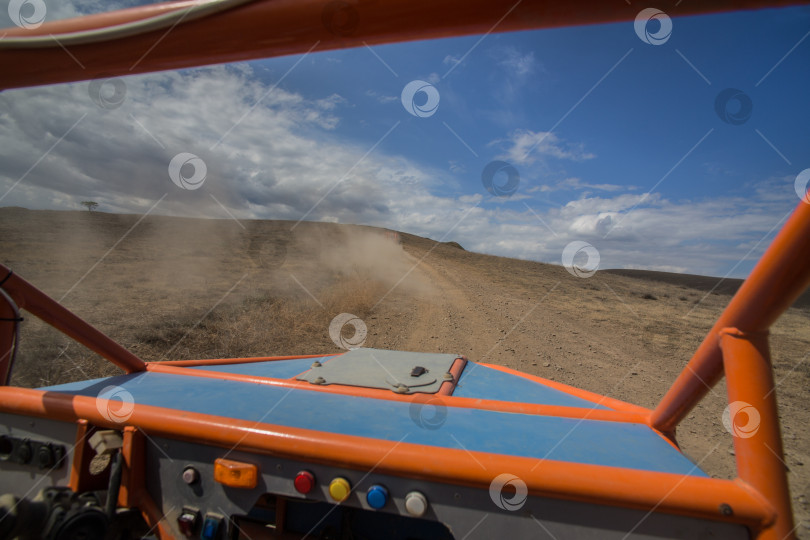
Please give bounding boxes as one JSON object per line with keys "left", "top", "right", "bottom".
{"left": 0, "top": 266, "right": 146, "bottom": 382}
{"left": 0, "top": 0, "right": 805, "bottom": 91}
{"left": 1, "top": 1, "right": 809, "bottom": 538}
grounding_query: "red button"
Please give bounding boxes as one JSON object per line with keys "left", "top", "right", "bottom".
{"left": 294, "top": 470, "right": 315, "bottom": 494}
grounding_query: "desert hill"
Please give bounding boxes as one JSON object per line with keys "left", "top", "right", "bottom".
{"left": 1, "top": 207, "right": 808, "bottom": 533}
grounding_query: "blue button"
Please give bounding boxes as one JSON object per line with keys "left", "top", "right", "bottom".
{"left": 200, "top": 514, "right": 221, "bottom": 539}
{"left": 366, "top": 484, "right": 389, "bottom": 509}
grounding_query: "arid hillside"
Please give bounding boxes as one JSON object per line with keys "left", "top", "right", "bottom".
{"left": 1, "top": 207, "right": 808, "bottom": 535}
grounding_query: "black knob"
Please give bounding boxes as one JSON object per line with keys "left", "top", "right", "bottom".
{"left": 37, "top": 445, "right": 54, "bottom": 469}
{"left": 16, "top": 441, "right": 31, "bottom": 464}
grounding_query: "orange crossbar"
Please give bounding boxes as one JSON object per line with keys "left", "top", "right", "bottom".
{"left": 0, "top": 385, "right": 775, "bottom": 531}
{"left": 647, "top": 200, "right": 810, "bottom": 540}
{"left": 157, "top": 353, "right": 333, "bottom": 367}
{"left": 651, "top": 199, "right": 810, "bottom": 433}
{"left": 0, "top": 0, "right": 806, "bottom": 90}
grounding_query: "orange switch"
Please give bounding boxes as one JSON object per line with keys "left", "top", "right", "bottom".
{"left": 214, "top": 458, "right": 258, "bottom": 489}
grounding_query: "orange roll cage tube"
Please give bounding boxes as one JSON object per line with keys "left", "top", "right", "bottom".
{"left": 156, "top": 353, "right": 333, "bottom": 367}
{"left": 651, "top": 198, "right": 810, "bottom": 431}
{"left": 0, "top": 263, "right": 146, "bottom": 382}
{"left": 719, "top": 329, "right": 794, "bottom": 540}
{"left": 0, "top": 386, "right": 776, "bottom": 530}
{"left": 0, "top": 0, "right": 805, "bottom": 91}
{"left": 1, "top": 1, "right": 810, "bottom": 538}
{"left": 649, "top": 199, "right": 810, "bottom": 539}
{"left": 120, "top": 426, "right": 174, "bottom": 538}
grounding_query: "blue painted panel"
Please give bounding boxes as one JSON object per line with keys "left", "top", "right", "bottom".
{"left": 455, "top": 364, "right": 610, "bottom": 410}
{"left": 188, "top": 356, "right": 337, "bottom": 379}
{"left": 42, "top": 372, "right": 705, "bottom": 477}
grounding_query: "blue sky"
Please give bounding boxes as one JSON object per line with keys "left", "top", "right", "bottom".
{"left": 1, "top": 3, "right": 809, "bottom": 277}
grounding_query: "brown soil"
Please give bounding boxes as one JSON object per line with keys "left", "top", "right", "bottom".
{"left": 1, "top": 207, "right": 808, "bottom": 535}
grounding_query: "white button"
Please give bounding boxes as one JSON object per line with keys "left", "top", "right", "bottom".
{"left": 405, "top": 491, "right": 428, "bottom": 517}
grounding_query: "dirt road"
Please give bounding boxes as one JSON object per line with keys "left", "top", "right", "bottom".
{"left": 372, "top": 236, "right": 810, "bottom": 536}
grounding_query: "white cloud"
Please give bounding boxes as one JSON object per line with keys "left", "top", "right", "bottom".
{"left": 481, "top": 46, "right": 544, "bottom": 104}
{"left": 492, "top": 129, "right": 596, "bottom": 166}
{"left": 0, "top": 65, "right": 798, "bottom": 278}
{"left": 498, "top": 48, "right": 537, "bottom": 77}
{"left": 541, "top": 177, "right": 630, "bottom": 192}
{"left": 315, "top": 93, "right": 346, "bottom": 111}
{"left": 0, "top": 66, "right": 368, "bottom": 220}
{"left": 0, "top": 0, "right": 148, "bottom": 28}
{"left": 562, "top": 193, "right": 656, "bottom": 217}
{"left": 365, "top": 90, "right": 398, "bottom": 104}
{"left": 449, "top": 161, "right": 465, "bottom": 174}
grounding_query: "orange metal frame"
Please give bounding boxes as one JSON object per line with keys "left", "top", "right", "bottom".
{"left": 0, "top": 0, "right": 806, "bottom": 91}
{"left": 0, "top": 385, "right": 777, "bottom": 530}
{"left": 1, "top": 1, "right": 809, "bottom": 539}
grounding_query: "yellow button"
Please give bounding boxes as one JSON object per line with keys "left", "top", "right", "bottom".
{"left": 329, "top": 477, "right": 351, "bottom": 502}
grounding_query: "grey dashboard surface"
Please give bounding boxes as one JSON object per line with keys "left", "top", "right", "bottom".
{"left": 296, "top": 348, "right": 459, "bottom": 394}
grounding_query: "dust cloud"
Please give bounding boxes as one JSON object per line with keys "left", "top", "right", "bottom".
{"left": 1, "top": 208, "right": 440, "bottom": 385}
{"left": 307, "top": 226, "right": 434, "bottom": 298}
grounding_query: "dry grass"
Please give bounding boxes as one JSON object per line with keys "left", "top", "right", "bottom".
{"left": 134, "top": 271, "right": 387, "bottom": 362}
{"left": 10, "top": 271, "right": 387, "bottom": 387}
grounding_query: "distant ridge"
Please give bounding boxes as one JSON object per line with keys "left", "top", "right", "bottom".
{"left": 2, "top": 207, "right": 806, "bottom": 310}
{"left": 602, "top": 269, "right": 810, "bottom": 311}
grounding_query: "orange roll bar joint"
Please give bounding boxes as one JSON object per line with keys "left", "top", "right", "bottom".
{"left": 651, "top": 199, "right": 810, "bottom": 434}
